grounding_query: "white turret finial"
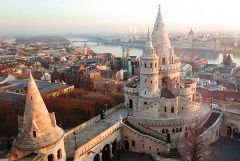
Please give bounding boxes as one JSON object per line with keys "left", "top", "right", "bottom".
{"left": 147, "top": 28, "right": 151, "bottom": 42}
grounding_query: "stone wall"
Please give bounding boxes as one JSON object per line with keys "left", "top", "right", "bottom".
{"left": 121, "top": 122, "right": 167, "bottom": 154}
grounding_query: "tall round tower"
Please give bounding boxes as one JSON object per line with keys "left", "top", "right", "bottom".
{"left": 152, "top": 5, "right": 180, "bottom": 92}
{"left": 139, "top": 29, "right": 159, "bottom": 105}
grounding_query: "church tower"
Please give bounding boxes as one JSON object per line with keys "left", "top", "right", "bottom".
{"left": 152, "top": 5, "right": 180, "bottom": 92}
{"left": 139, "top": 29, "right": 159, "bottom": 105}
{"left": 8, "top": 71, "right": 66, "bottom": 161}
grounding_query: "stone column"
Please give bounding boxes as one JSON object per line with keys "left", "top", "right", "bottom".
{"left": 99, "top": 152, "right": 102, "bottom": 161}
{"left": 109, "top": 144, "right": 113, "bottom": 158}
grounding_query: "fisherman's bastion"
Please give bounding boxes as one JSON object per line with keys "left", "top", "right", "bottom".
{"left": 7, "top": 6, "right": 240, "bottom": 161}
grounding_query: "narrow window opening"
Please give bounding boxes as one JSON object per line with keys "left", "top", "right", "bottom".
{"left": 132, "top": 141, "right": 135, "bottom": 147}
{"left": 57, "top": 149, "right": 62, "bottom": 159}
{"left": 33, "top": 131, "right": 36, "bottom": 137}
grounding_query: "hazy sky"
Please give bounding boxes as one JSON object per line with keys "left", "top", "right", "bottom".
{"left": 0, "top": 0, "right": 240, "bottom": 34}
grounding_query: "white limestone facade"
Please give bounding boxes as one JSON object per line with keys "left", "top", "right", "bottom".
{"left": 123, "top": 5, "right": 210, "bottom": 147}
{"left": 8, "top": 71, "right": 66, "bottom": 161}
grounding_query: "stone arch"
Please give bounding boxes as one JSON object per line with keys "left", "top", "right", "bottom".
{"left": 226, "top": 124, "right": 238, "bottom": 139}
{"left": 226, "top": 126, "right": 232, "bottom": 137}
{"left": 112, "top": 139, "right": 118, "bottom": 156}
{"left": 93, "top": 154, "right": 100, "bottom": 161}
{"left": 102, "top": 144, "right": 111, "bottom": 161}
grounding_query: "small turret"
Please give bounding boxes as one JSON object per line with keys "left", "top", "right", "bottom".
{"left": 139, "top": 29, "right": 159, "bottom": 102}
{"left": 9, "top": 71, "right": 66, "bottom": 161}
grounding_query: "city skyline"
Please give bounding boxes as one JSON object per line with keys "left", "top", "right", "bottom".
{"left": 0, "top": 0, "right": 240, "bottom": 35}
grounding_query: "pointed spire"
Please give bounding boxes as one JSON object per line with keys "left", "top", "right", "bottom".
{"left": 152, "top": 5, "right": 172, "bottom": 53}
{"left": 140, "top": 29, "right": 158, "bottom": 59}
{"left": 14, "top": 70, "right": 64, "bottom": 150}
{"left": 146, "top": 28, "right": 152, "bottom": 45}
{"left": 23, "top": 70, "right": 50, "bottom": 130}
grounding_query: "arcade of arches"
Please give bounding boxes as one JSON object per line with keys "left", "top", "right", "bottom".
{"left": 226, "top": 124, "right": 240, "bottom": 140}
{"left": 93, "top": 140, "right": 120, "bottom": 161}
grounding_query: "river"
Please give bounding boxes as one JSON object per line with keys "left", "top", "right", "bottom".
{"left": 69, "top": 37, "right": 240, "bottom": 66}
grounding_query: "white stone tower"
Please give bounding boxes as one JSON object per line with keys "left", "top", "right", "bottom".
{"left": 152, "top": 5, "right": 180, "bottom": 92}
{"left": 8, "top": 71, "right": 66, "bottom": 161}
{"left": 139, "top": 29, "right": 159, "bottom": 106}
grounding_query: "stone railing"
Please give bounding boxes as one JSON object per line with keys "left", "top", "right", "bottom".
{"left": 159, "top": 62, "right": 180, "bottom": 71}
{"left": 124, "top": 85, "right": 139, "bottom": 94}
{"left": 130, "top": 108, "right": 209, "bottom": 127}
{"left": 199, "top": 112, "right": 223, "bottom": 145}
{"left": 223, "top": 110, "right": 240, "bottom": 121}
{"left": 64, "top": 103, "right": 125, "bottom": 137}
{"left": 201, "top": 97, "right": 240, "bottom": 107}
{"left": 75, "top": 121, "right": 121, "bottom": 158}
{"left": 127, "top": 118, "right": 167, "bottom": 142}
{"left": 122, "top": 122, "right": 166, "bottom": 145}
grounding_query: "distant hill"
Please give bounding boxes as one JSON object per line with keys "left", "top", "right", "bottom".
{"left": 16, "top": 35, "right": 70, "bottom": 45}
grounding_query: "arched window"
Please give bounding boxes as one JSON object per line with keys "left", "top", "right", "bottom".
{"left": 47, "top": 154, "right": 54, "bottom": 161}
{"left": 155, "top": 63, "right": 157, "bottom": 67}
{"left": 145, "top": 63, "right": 147, "bottom": 68}
{"left": 150, "top": 63, "right": 153, "bottom": 68}
{"left": 162, "top": 129, "right": 165, "bottom": 134}
{"left": 57, "top": 149, "right": 62, "bottom": 159}
{"left": 162, "top": 58, "right": 166, "bottom": 65}
{"left": 172, "top": 129, "right": 175, "bottom": 133}
{"left": 171, "top": 107, "right": 174, "bottom": 113}
{"left": 151, "top": 80, "right": 152, "bottom": 84}
{"left": 166, "top": 129, "right": 169, "bottom": 133}
{"left": 172, "top": 56, "right": 174, "bottom": 64}
{"left": 164, "top": 106, "right": 167, "bottom": 112}
{"left": 145, "top": 91, "right": 146, "bottom": 95}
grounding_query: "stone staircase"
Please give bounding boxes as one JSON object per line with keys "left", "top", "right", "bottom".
{"left": 161, "top": 148, "right": 181, "bottom": 158}
{"left": 203, "top": 112, "right": 220, "bottom": 130}
{"left": 124, "top": 120, "right": 168, "bottom": 143}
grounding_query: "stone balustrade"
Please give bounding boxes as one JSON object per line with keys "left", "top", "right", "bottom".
{"left": 159, "top": 62, "right": 180, "bottom": 71}
{"left": 122, "top": 122, "right": 166, "bottom": 145}
{"left": 75, "top": 122, "right": 121, "bottom": 157}
{"left": 199, "top": 112, "right": 223, "bottom": 145}
{"left": 64, "top": 103, "right": 125, "bottom": 137}
{"left": 128, "top": 108, "right": 209, "bottom": 128}
{"left": 124, "top": 86, "right": 139, "bottom": 94}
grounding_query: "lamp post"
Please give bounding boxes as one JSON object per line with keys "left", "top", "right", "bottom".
{"left": 73, "top": 131, "right": 77, "bottom": 150}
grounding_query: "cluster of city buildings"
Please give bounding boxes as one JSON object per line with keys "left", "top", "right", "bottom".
{"left": 1, "top": 5, "right": 240, "bottom": 161}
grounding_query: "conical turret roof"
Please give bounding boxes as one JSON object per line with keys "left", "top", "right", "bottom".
{"left": 14, "top": 71, "right": 64, "bottom": 150}
{"left": 140, "top": 29, "right": 158, "bottom": 60}
{"left": 152, "top": 5, "right": 172, "bottom": 52}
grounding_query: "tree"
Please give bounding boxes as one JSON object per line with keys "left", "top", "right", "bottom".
{"left": 180, "top": 124, "right": 212, "bottom": 161}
